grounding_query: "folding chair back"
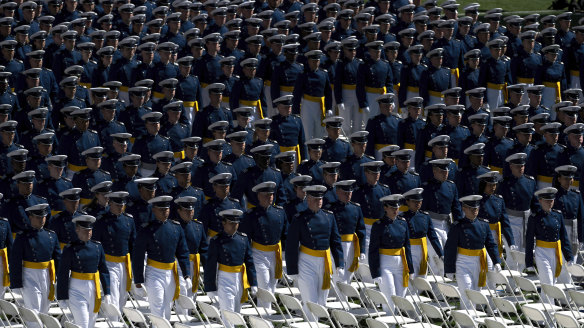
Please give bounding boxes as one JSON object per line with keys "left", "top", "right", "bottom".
{"left": 555, "top": 312, "right": 581, "bottom": 328}
{"left": 413, "top": 277, "right": 433, "bottom": 293}
{"left": 365, "top": 318, "right": 388, "bottom": 328}
{"left": 391, "top": 296, "right": 416, "bottom": 313}
{"left": 568, "top": 290, "right": 584, "bottom": 307}
{"left": 521, "top": 305, "right": 548, "bottom": 325}
{"left": 148, "top": 314, "right": 173, "bottom": 328}
{"left": 279, "top": 294, "right": 304, "bottom": 312}
{"left": 514, "top": 277, "right": 538, "bottom": 294}
{"left": 248, "top": 316, "right": 273, "bottom": 328}
{"left": 465, "top": 289, "right": 489, "bottom": 307}
{"left": 307, "top": 302, "right": 333, "bottom": 322}
{"left": 101, "top": 303, "right": 125, "bottom": 323}
{"left": 331, "top": 310, "right": 359, "bottom": 328}
{"left": 510, "top": 250, "right": 526, "bottom": 268}
{"left": 197, "top": 301, "right": 223, "bottom": 323}
{"left": 451, "top": 311, "right": 478, "bottom": 328}
{"left": 17, "top": 306, "right": 43, "bottom": 327}
{"left": 483, "top": 318, "right": 507, "bottom": 328}
{"left": 122, "top": 307, "right": 148, "bottom": 327}
{"left": 363, "top": 288, "right": 389, "bottom": 309}
{"left": 337, "top": 282, "right": 360, "bottom": 299}
{"left": 257, "top": 288, "right": 278, "bottom": 307}
{"left": 0, "top": 300, "right": 21, "bottom": 318}
{"left": 486, "top": 271, "right": 509, "bottom": 287}
{"left": 418, "top": 303, "right": 445, "bottom": 321}
{"left": 567, "top": 263, "right": 584, "bottom": 279}
{"left": 177, "top": 295, "right": 197, "bottom": 312}
{"left": 175, "top": 323, "right": 194, "bottom": 328}
{"left": 357, "top": 264, "right": 375, "bottom": 284}
{"left": 541, "top": 283, "right": 569, "bottom": 303}
{"left": 492, "top": 298, "right": 518, "bottom": 316}
{"left": 222, "top": 310, "right": 248, "bottom": 328}
{"left": 436, "top": 282, "right": 461, "bottom": 300}
{"left": 39, "top": 313, "right": 62, "bottom": 328}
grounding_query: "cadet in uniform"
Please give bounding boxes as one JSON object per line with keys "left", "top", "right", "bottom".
{"left": 269, "top": 95, "right": 307, "bottom": 164}
{"left": 72, "top": 146, "right": 112, "bottom": 206}
{"left": 456, "top": 143, "right": 490, "bottom": 197}
{"left": 10, "top": 203, "right": 59, "bottom": 320}
{"left": 356, "top": 41, "right": 394, "bottom": 120}
{"left": 92, "top": 191, "right": 136, "bottom": 312}
{"left": 334, "top": 37, "right": 361, "bottom": 134}
{"left": 552, "top": 165, "right": 583, "bottom": 265}
{"left": 382, "top": 149, "right": 420, "bottom": 197}
{"left": 297, "top": 138, "right": 326, "bottom": 185}
{"left": 321, "top": 116, "right": 352, "bottom": 163}
{"left": 47, "top": 188, "right": 84, "bottom": 249}
{"left": 444, "top": 195, "right": 500, "bottom": 308}
{"left": 323, "top": 180, "right": 365, "bottom": 283}
{"left": 525, "top": 187, "right": 573, "bottom": 302}
{"left": 365, "top": 93, "right": 401, "bottom": 159}
{"left": 484, "top": 116, "right": 513, "bottom": 174}
{"left": 3, "top": 170, "right": 50, "bottom": 235}
{"left": 285, "top": 185, "right": 343, "bottom": 316}
{"left": 339, "top": 131, "right": 374, "bottom": 185}
{"left": 133, "top": 196, "right": 191, "bottom": 320}
{"left": 369, "top": 194, "right": 414, "bottom": 311}
{"left": 420, "top": 48, "right": 452, "bottom": 106}
{"left": 199, "top": 173, "right": 242, "bottom": 240}
{"left": 204, "top": 209, "right": 257, "bottom": 312}
{"left": 526, "top": 122, "right": 567, "bottom": 189}
{"left": 57, "top": 215, "right": 110, "bottom": 328}
{"left": 240, "top": 182, "right": 287, "bottom": 308}
{"left": 57, "top": 108, "right": 101, "bottom": 178}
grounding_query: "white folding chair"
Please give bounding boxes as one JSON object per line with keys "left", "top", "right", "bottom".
{"left": 521, "top": 304, "right": 554, "bottom": 327}
{"left": 509, "top": 251, "right": 540, "bottom": 285}
{"left": 64, "top": 322, "right": 83, "bottom": 328}
{"left": 255, "top": 288, "right": 302, "bottom": 325}
{"left": 541, "top": 284, "right": 583, "bottom": 319}
{"left": 17, "top": 306, "right": 44, "bottom": 328}
{"left": 568, "top": 289, "right": 584, "bottom": 312}
{"left": 363, "top": 288, "right": 414, "bottom": 326}
{"left": 0, "top": 300, "right": 25, "bottom": 328}
{"left": 306, "top": 302, "right": 339, "bottom": 328}
{"left": 555, "top": 312, "right": 582, "bottom": 328}
{"left": 39, "top": 313, "right": 63, "bottom": 328}
{"left": 99, "top": 303, "right": 127, "bottom": 328}
{"left": 336, "top": 282, "right": 378, "bottom": 318}
{"left": 175, "top": 295, "right": 213, "bottom": 327}
{"left": 451, "top": 311, "right": 478, "bottom": 328}
{"left": 514, "top": 277, "right": 561, "bottom": 313}
{"left": 435, "top": 283, "right": 486, "bottom": 318}
{"left": 391, "top": 296, "right": 441, "bottom": 328}
{"left": 122, "top": 307, "right": 149, "bottom": 328}
{"left": 277, "top": 293, "right": 328, "bottom": 328}
{"left": 331, "top": 310, "right": 359, "bottom": 328}
{"left": 221, "top": 310, "right": 249, "bottom": 328}
{"left": 149, "top": 314, "right": 173, "bottom": 328}
{"left": 567, "top": 263, "right": 584, "bottom": 281}
{"left": 417, "top": 303, "right": 452, "bottom": 328}
{"left": 412, "top": 277, "right": 453, "bottom": 309}
{"left": 355, "top": 264, "right": 376, "bottom": 286}
{"left": 196, "top": 301, "right": 226, "bottom": 328}
{"left": 464, "top": 289, "right": 514, "bottom": 325}
{"left": 486, "top": 271, "right": 530, "bottom": 304}
{"left": 365, "top": 318, "right": 388, "bottom": 328}
{"left": 248, "top": 316, "right": 273, "bottom": 328}
{"left": 491, "top": 297, "right": 532, "bottom": 327}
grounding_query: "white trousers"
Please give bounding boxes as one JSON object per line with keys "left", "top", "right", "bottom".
{"left": 184, "top": 106, "right": 195, "bottom": 132}
{"left": 486, "top": 88, "right": 504, "bottom": 111}
{"left": 301, "top": 98, "right": 325, "bottom": 139}
{"left": 201, "top": 86, "right": 210, "bottom": 108}
{"left": 69, "top": 278, "right": 98, "bottom": 328}
{"left": 176, "top": 260, "right": 195, "bottom": 315}
{"left": 106, "top": 261, "right": 128, "bottom": 315}
{"left": 364, "top": 224, "right": 373, "bottom": 263}
{"left": 118, "top": 91, "right": 129, "bottom": 106}
{"left": 456, "top": 254, "right": 481, "bottom": 309}
{"left": 431, "top": 219, "right": 448, "bottom": 276}
{"left": 341, "top": 89, "right": 359, "bottom": 134}
{"left": 22, "top": 267, "right": 50, "bottom": 328}
{"left": 217, "top": 269, "right": 244, "bottom": 313}
{"left": 265, "top": 86, "right": 274, "bottom": 117}
{"left": 337, "top": 241, "right": 355, "bottom": 283}
{"left": 145, "top": 265, "right": 176, "bottom": 320}
{"left": 535, "top": 246, "right": 561, "bottom": 303}
{"left": 297, "top": 252, "right": 329, "bottom": 321}
{"left": 537, "top": 180, "right": 552, "bottom": 190}
{"left": 366, "top": 92, "right": 380, "bottom": 119}
{"left": 378, "top": 254, "right": 406, "bottom": 312}
{"left": 542, "top": 87, "right": 558, "bottom": 120}
{"left": 252, "top": 248, "right": 278, "bottom": 309}
{"left": 428, "top": 95, "right": 443, "bottom": 106}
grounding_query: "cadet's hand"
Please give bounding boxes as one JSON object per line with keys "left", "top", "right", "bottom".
{"left": 373, "top": 277, "right": 382, "bottom": 285}
{"left": 446, "top": 273, "right": 455, "bottom": 280}
{"left": 58, "top": 300, "right": 69, "bottom": 310}
{"left": 337, "top": 267, "right": 345, "bottom": 278}
{"left": 359, "top": 253, "right": 367, "bottom": 262}
{"left": 326, "top": 110, "right": 334, "bottom": 117}
{"left": 525, "top": 267, "right": 536, "bottom": 273}
{"left": 360, "top": 107, "right": 370, "bottom": 114}
{"left": 185, "top": 277, "right": 193, "bottom": 291}
{"left": 337, "top": 103, "right": 345, "bottom": 113}
{"left": 568, "top": 261, "right": 574, "bottom": 266}
{"left": 494, "top": 264, "right": 502, "bottom": 272}
{"left": 104, "top": 294, "right": 112, "bottom": 304}
{"left": 207, "top": 291, "right": 218, "bottom": 302}
{"left": 250, "top": 286, "right": 258, "bottom": 297}
{"left": 133, "top": 284, "right": 146, "bottom": 298}
{"left": 510, "top": 245, "right": 518, "bottom": 251}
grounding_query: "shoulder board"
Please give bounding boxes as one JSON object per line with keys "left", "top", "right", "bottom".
{"left": 559, "top": 144, "right": 567, "bottom": 148}
{"left": 396, "top": 60, "right": 402, "bottom": 64}
{"left": 273, "top": 167, "right": 281, "bottom": 172}
{"left": 236, "top": 231, "right": 247, "bottom": 237}
{"left": 349, "top": 201, "right": 360, "bottom": 207}
{"left": 126, "top": 213, "right": 133, "bottom": 218}
{"left": 119, "top": 121, "right": 125, "bottom": 126}
{"left": 321, "top": 69, "right": 328, "bottom": 73}
{"left": 445, "top": 180, "right": 455, "bottom": 184}
{"left": 171, "top": 220, "right": 181, "bottom": 225}
{"left": 0, "top": 217, "right": 6, "bottom": 221}
{"left": 193, "top": 220, "right": 203, "bottom": 225}
{"left": 90, "top": 60, "right": 97, "bottom": 64}
{"left": 221, "top": 161, "right": 232, "bottom": 165}
{"left": 365, "top": 155, "right": 375, "bottom": 160}
{"left": 421, "top": 64, "right": 428, "bottom": 68}
{"left": 398, "top": 217, "right": 406, "bottom": 221}
{"left": 38, "top": 196, "right": 47, "bottom": 200}
{"left": 479, "top": 218, "right": 489, "bottom": 223}
{"left": 160, "top": 135, "right": 170, "bottom": 140}
{"left": 228, "top": 197, "right": 240, "bottom": 202}
{"left": 92, "top": 240, "right": 101, "bottom": 244}
{"left": 45, "top": 229, "right": 55, "bottom": 234}
{"left": 391, "top": 112, "right": 401, "bottom": 118}
{"left": 493, "top": 194, "right": 503, "bottom": 199}
{"left": 572, "top": 189, "right": 581, "bottom": 193}
{"left": 420, "top": 210, "right": 429, "bottom": 215}
{"left": 292, "top": 114, "right": 301, "bottom": 118}
{"left": 339, "top": 138, "right": 348, "bottom": 143}
{"left": 44, "top": 68, "right": 52, "bottom": 72}
{"left": 379, "top": 183, "right": 389, "bottom": 188}
{"left": 89, "top": 129, "right": 97, "bottom": 133}
{"left": 273, "top": 205, "right": 283, "bottom": 209}
{"left": 560, "top": 62, "right": 564, "bottom": 65}
{"left": 243, "top": 154, "right": 253, "bottom": 159}
{"left": 63, "top": 177, "right": 71, "bottom": 182}
{"left": 553, "top": 209, "right": 562, "bottom": 214}
{"left": 524, "top": 175, "right": 535, "bottom": 180}
{"left": 411, "top": 171, "right": 419, "bottom": 176}
{"left": 322, "top": 209, "right": 333, "bottom": 214}
{"left": 15, "top": 59, "right": 22, "bottom": 63}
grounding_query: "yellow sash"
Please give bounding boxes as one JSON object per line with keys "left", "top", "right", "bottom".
{"left": 60, "top": 242, "right": 67, "bottom": 250}
{"left": 410, "top": 237, "right": 428, "bottom": 275}
{"left": 219, "top": 263, "right": 250, "bottom": 302}
{"left": 424, "top": 150, "right": 432, "bottom": 158}
{"left": 537, "top": 175, "right": 553, "bottom": 183}
{"left": 24, "top": 260, "right": 56, "bottom": 300}
{"left": 517, "top": 77, "right": 535, "bottom": 84}
{"left": 252, "top": 241, "right": 283, "bottom": 279}
{"left": 67, "top": 163, "right": 87, "bottom": 172}
{"left": 0, "top": 248, "right": 8, "bottom": 287}
{"left": 183, "top": 101, "right": 199, "bottom": 113}
{"left": 264, "top": 80, "right": 271, "bottom": 86}
{"left": 300, "top": 245, "right": 332, "bottom": 290}
{"left": 152, "top": 91, "right": 164, "bottom": 99}
{"left": 240, "top": 99, "right": 264, "bottom": 119}
{"left": 570, "top": 70, "right": 580, "bottom": 77}
{"left": 490, "top": 165, "right": 502, "bottom": 174}
{"left": 147, "top": 259, "right": 180, "bottom": 300}
{"left": 375, "top": 144, "right": 397, "bottom": 151}
{"left": 365, "top": 86, "right": 387, "bottom": 94}
{"left": 342, "top": 84, "right": 356, "bottom": 90}
{"left": 190, "top": 253, "right": 200, "bottom": 292}
{"left": 279, "top": 145, "right": 301, "bottom": 164}
{"left": 174, "top": 151, "right": 185, "bottom": 160}
{"left": 379, "top": 248, "right": 410, "bottom": 287}
{"left": 80, "top": 198, "right": 92, "bottom": 205}
{"left": 119, "top": 86, "right": 129, "bottom": 92}
{"left": 407, "top": 86, "right": 420, "bottom": 93}
{"left": 543, "top": 81, "right": 562, "bottom": 103}
{"left": 80, "top": 82, "right": 92, "bottom": 89}
{"left": 404, "top": 143, "right": 415, "bottom": 150}
{"left": 51, "top": 210, "right": 62, "bottom": 216}
{"left": 450, "top": 68, "right": 459, "bottom": 85}
{"left": 458, "top": 247, "right": 487, "bottom": 287}
{"left": 303, "top": 94, "right": 326, "bottom": 127}
{"left": 364, "top": 217, "right": 378, "bottom": 225}
{"left": 280, "top": 85, "right": 294, "bottom": 92}
{"left": 71, "top": 271, "right": 101, "bottom": 312}
{"left": 207, "top": 229, "right": 218, "bottom": 237}
{"left": 341, "top": 233, "right": 360, "bottom": 272}
{"left": 105, "top": 253, "right": 133, "bottom": 291}
{"left": 487, "top": 82, "right": 508, "bottom": 101}
{"left": 428, "top": 90, "right": 444, "bottom": 98}
{"left": 536, "top": 240, "right": 563, "bottom": 278}
{"left": 489, "top": 223, "right": 504, "bottom": 257}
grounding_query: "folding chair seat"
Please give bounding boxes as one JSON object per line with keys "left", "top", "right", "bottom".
{"left": 277, "top": 293, "right": 329, "bottom": 328}
{"left": 435, "top": 283, "right": 487, "bottom": 318}
{"left": 363, "top": 288, "right": 415, "bottom": 325}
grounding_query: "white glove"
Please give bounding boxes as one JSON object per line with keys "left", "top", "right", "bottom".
{"left": 185, "top": 277, "right": 193, "bottom": 291}
{"left": 104, "top": 294, "right": 112, "bottom": 304}
{"left": 326, "top": 110, "right": 334, "bottom": 117}
{"left": 494, "top": 264, "right": 502, "bottom": 272}
{"left": 58, "top": 300, "right": 69, "bottom": 310}
{"left": 361, "top": 107, "right": 370, "bottom": 114}
{"left": 287, "top": 274, "right": 298, "bottom": 282}
{"left": 359, "top": 253, "right": 367, "bottom": 261}
{"left": 510, "top": 245, "right": 518, "bottom": 251}
{"left": 250, "top": 286, "right": 258, "bottom": 297}
{"left": 373, "top": 277, "right": 382, "bottom": 285}
{"left": 133, "top": 284, "right": 146, "bottom": 298}
{"left": 579, "top": 243, "right": 584, "bottom": 251}
{"left": 446, "top": 273, "right": 455, "bottom": 280}
{"left": 337, "top": 103, "right": 345, "bottom": 113}
{"left": 568, "top": 261, "right": 574, "bottom": 266}
{"left": 207, "top": 291, "right": 218, "bottom": 302}
{"left": 337, "top": 267, "right": 345, "bottom": 278}
{"left": 525, "top": 267, "right": 536, "bottom": 272}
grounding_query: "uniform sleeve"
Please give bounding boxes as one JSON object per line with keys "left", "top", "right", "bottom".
{"left": 578, "top": 195, "right": 584, "bottom": 243}
{"left": 329, "top": 213, "right": 344, "bottom": 269}
{"left": 324, "top": 73, "right": 333, "bottom": 111}
{"left": 355, "top": 206, "right": 366, "bottom": 253}
{"left": 275, "top": 176, "right": 288, "bottom": 206}
{"left": 356, "top": 63, "right": 367, "bottom": 109}
{"left": 57, "top": 246, "right": 72, "bottom": 300}
{"left": 443, "top": 223, "right": 459, "bottom": 274}
{"left": 368, "top": 222, "right": 381, "bottom": 278}
{"left": 334, "top": 62, "right": 344, "bottom": 104}
{"left": 298, "top": 120, "right": 308, "bottom": 161}
{"left": 230, "top": 80, "right": 242, "bottom": 110}
{"left": 52, "top": 234, "right": 62, "bottom": 274}
{"left": 384, "top": 64, "right": 394, "bottom": 94}
{"left": 176, "top": 226, "right": 191, "bottom": 278}
{"left": 284, "top": 215, "right": 301, "bottom": 275}
{"left": 244, "top": 238, "right": 257, "bottom": 287}
{"left": 292, "top": 73, "right": 305, "bottom": 114}
{"left": 203, "top": 238, "right": 218, "bottom": 292}
{"left": 403, "top": 222, "right": 414, "bottom": 273}
{"left": 451, "top": 185, "right": 463, "bottom": 220}
{"left": 426, "top": 216, "right": 444, "bottom": 257}
{"left": 478, "top": 62, "right": 489, "bottom": 104}
{"left": 238, "top": 213, "right": 254, "bottom": 241}
{"left": 198, "top": 227, "right": 209, "bottom": 265}
{"left": 8, "top": 235, "right": 23, "bottom": 289}
{"left": 98, "top": 244, "right": 111, "bottom": 295}
{"left": 419, "top": 70, "right": 429, "bottom": 106}
{"left": 365, "top": 118, "right": 376, "bottom": 157}
{"left": 559, "top": 212, "right": 574, "bottom": 262}
{"left": 128, "top": 219, "right": 136, "bottom": 256}
{"left": 132, "top": 229, "right": 147, "bottom": 284}
{"left": 398, "top": 68, "right": 409, "bottom": 109}
{"left": 499, "top": 198, "right": 515, "bottom": 246}
{"left": 525, "top": 214, "right": 536, "bottom": 267}
{"left": 271, "top": 65, "right": 282, "bottom": 103}
{"left": 484, "top": 222, "right": 500, "bottom": 265}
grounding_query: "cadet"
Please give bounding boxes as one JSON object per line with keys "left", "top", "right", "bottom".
{"left": 4, "top": 170, "right": 49, "bottom": 235}
{"left": 365, "top": 93, "right": 401, "bottom": 159}
{"left": 270, "top": 95, "right": 307, "bottom": 164}
{"left": 378, "top": 145, "right": 400, "bottom": 177}
{"left": 401, "top": 188, "right": 444, "bottom": 277}
{"left": 418, "top": 135, "right": 458, "bottom": 182}
{"left": 125, "top": 176, "right": 158, "bottom": 232}
{"left": 396, "top": 97, "right": 425, "bottom": 164}
{"left": 414, "top": 104, "right": 445, "bottom": 170}
{"left": 192, "top": 139, "right": 237, "bottom": 199}
{"left": 382, "top": 149, "right": 420, "bottom": 196}
{"left": 169, "top": 162, "right": 205, "bottom": 220}
{"left": 321, "top": 116, "right": 352, "bottom": 163}
{"left": 84, "top": 181, "right": 112, "bottom": 218}
{"left": 397, "top": 45, "right": 426, "bottom": 110}
{"left": 0, "top": 196, "right": 11, "bottom": 299}
{"left": 223, "top": 131, "right": 255, "bottom": 177}
{"left": 339, "top": 131, "right": 374, "bottom": 185}
{"left": 323, "top": 180, "right": 365, "bottom": 283}
{"left": 552, "top": 165, "right": 583, "bottom": 264}
{"left": 239, "top": 182, "right": 287, "bottom": 308}
{"left": 72, "top": 146, "right": 111, "bottom": 206}
{"left": 292, "top": 49, "right": 333, "bottom": 139}
{"left": 10, "top": 203, "right": 60, "bottom": 318}
{"left": 444, "top": 195, "right": 500, "bottom": 308}
{"left": 456, "top": 143, "right": 491, "bottom": 197}
{"left": 199, "top": 173, "right": 242, "bottom": 239}
{"left": 421, "top": 159, "right": 462, "bottom": 246}
{"left": 285, "top": 185, "right": 344, "bottom": 315}
{"left": 484, "top": 116, "right": 514, "bottom": 174}
{"left": 160, "top": 102, "right": 190, "bottom": 160}
{"left": 334, "top": 37, "right": 361, "bottom": 133}
{"left": 274, "top": 151, "right": 299, "bottom": 201}
{"left": 110, "top": 154, "right": 142, "bottom": 200}
{"left": 478, "top": 39, "right": 512, "bottom": 110}
{"left": 230, "top": 57, "right": 267, "bottom": 122}
{"left": 92, "top": 191, "right": 135, "bottom": 312}
{"left": 48, "top": 188, "right": 84, "bottom": 249}
{"left": 166, "top": 197, "right": 205, "bottom": 306}
{"left": 132, "top": 112, "right": 171, "bottom": 174}
{"left": 118, "top": 87, "right": 151, "bottom": 138}
{"left": 191, "top": 83, "right": 234, "bottom": 140}
{"left": 526, "top": 122, "right": 567, "bottom": 189}
{"left": 321, "top": 162, "right": 341, "bottom": 205}
{"left": 368, "top": 194, "right": 414, "bottom": 311}
{"left": 36, "top": 155, "right": 72, "bottom": 214}
{"left": 535, "top": 45, "right": 567, "bottom": 112}
{"left": 297, "top": 138, "right": 326, "bottom": 185}
{"left": 150, "top": 151, "right": 177, "bottom": 195}
{"left": 57, "top": 108, "right": 101, "bottom": 176}
{"left": 420, "top": 48, "right": 452, "bottom": 106}
{"left": 57, "top": 215, "right": 110, "bottom": 328}
{"left": 525, "top": 187, "right": 573, "bottom": 302}
{"left": 270, "top": 43, "right": 303, "bottom": 105}
{"left": 133, "top": 196, "right": 191, "bottom": 320}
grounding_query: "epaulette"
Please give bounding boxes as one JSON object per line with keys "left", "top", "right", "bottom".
{"left": 292, "top": 114, "right": 301, "bottom": 118}
{"left": 221, "top": 161, "right": 232, "bottom": 165}
{"left": 479, "top": 217, "right": 489, "bottom": 223}
{"left": 553, "top": 209, "right": 562, "bottom": 214}
{"left": 62, "top": 177, "right": 71, "bottom": 182}
{"left": 8, "top": 90, "right": 15, "bottom": 95}
{"left": 44, "top": 68, "right": 52, "bottom": 71}
{"left": 236, "top": 231, "right": 247, "bottom": 236}
{"left": 411, "top": 171, "right": 419, "bottom": 176}
{"left": 119, "top": 121, "right": 125, "bottom": 126}
{"left": 160, "top": 135, "right": 170, "bottom": 140}
{"left": 38, "top": 196, "right": 47, "bottom": 200}
{"left": 339, "top": 138, "right": 348, "bottom": 143}
{"left": 273, "top": 204, "right": 283, "bottom": 209}
{"left": 445, "top": 180, "right": 455, "bottom": 184}
{"left": 15, "top": 59, "right": 22, "bottom": 63}
{"left": 379, "top": 183, "right": 389, "bottom": 188}
{"left": 233, "top": 74, "right": 241, "bottom": 79}
{"left": 395, "top": 60, "right": 402, "bottom": 64}
{"left": 90, "top": 60, "right": 97, "bottom": 64}
{"left": 45, "top": 229, "right": 55, "bottom": 234}
{"left": 322, "top": 209, "right": 333, "bottom": 214}
{"left": 15, "top": 143, "right": 24, "bottom": 148}
{"left": 243, "top": 154, "right": 253, "bottom": 159}
{"left": 572, "top": 189, "right": 580, "bottom": 193}
{"left": 193, "top": 220, "right": 203, "bottom": 225}
{"left": 194, "top": 187, "right": 203, "bottom": 192}
{"left": 391, "top": 112, "right": 401, "bottom": 118}
{"left": 523, "top": 174, "right": 533, "bottom": 180}
{"left": 493, "top": 194, "right": 503, "bottom": 199}
{"left": 321, "top": 69, "right": 328, "bottom": 73}
{"left": 0, "top": 217, "right": 7, "bottom": 221}
{"left": 420, "top": 210, "right": 429, "bottom": 215}
{"left": 92, "top": 240, "right": 101, "bottom": 244}
{"left": 349, "top": 201, "right": 360, "bottom": 206}
{"left": 560, "top": 61, "right": 564, "bottom": 65}
{"left": 89, "top": 129, "right": 97, "bottom": 133}
{"left": 421, "top": 63, "right": 427, "bottom": 68}
{"left": 365, "top": 155, "right": 375, "bottom": 160}
{"left": 171, "top": 220, "right": 181, "bottom": 225}
{"left": 126, "top": 213, "right": 133, "bottom": 218}
{"left": 398, "top": 216, "right": 406, "bottom": 221}
{"left": 273, "top": 167, "right": 281, "bottom": 172}
{"left": 228, "top": 197, "right": 240, "bottom": 202}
